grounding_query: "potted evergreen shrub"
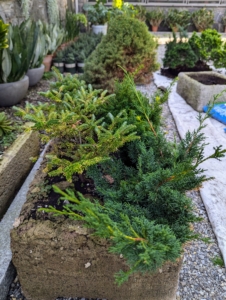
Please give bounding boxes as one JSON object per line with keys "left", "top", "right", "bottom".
{"left": 72, "top": 32, "right": 103, "bottom": 73}
{"left": 134, "top": 5, "right": 147, "bottom": 22}
{"left": 165, "top": 8, "right": 191, "bottom": 32}
{"left": 146, "top": 9, "right": 165, "bottom": 32}
{"left": 53, "top": 50, "right": 64, "bottom": 73}
{"left": 64, "top": 51, "right": 76, "bottom": 74}
{"left": 11, "top": 70, "right": 226, "bottom": 300}
{"left": 163, "top": 29, "right": 223, "bottom": 75}
{"left": 83, "top": 0, "right": 109, "bottom": 35}
{"left": 191, "top": 8, "right": 214, "bottom": 32}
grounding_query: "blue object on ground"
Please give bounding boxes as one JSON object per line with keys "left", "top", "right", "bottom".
{"left": 203, "top": 103, "right": 226, "bottom": 125}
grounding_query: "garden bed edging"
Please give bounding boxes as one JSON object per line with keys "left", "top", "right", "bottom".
{"left": 0, "top": 128, "right": 39, "bottom": 219}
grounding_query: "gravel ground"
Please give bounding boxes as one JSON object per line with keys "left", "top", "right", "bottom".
{"left": 6, "top": 76, "right": 226, "bottom": 300}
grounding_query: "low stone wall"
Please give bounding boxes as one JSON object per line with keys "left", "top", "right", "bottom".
{"left": 0, "top": 129, "right": 39, "bottom": 219}
{"left": 0, "top": 0, "right": 68, "bottom": 24}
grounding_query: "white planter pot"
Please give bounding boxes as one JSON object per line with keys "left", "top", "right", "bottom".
{"left": 53, "top": 62, "right": 64, "bottom": 68}
{"left": 92, "top": 24, "right": 108, "bottom": 35}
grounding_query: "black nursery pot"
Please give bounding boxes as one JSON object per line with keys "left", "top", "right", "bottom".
{"left": 53, "top": 62, "right": 64, "bottom": 73}
{"left": 64, "top": 63, "right": 77, "bottom": 74}
{"left": 77, "top": 62, "right": 85, "bottom": 74}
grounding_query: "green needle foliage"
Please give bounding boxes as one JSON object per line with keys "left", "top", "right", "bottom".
{"left": 42, "top": 185, "right": 181, "bottom": 285}
{"left": 35, "top": 70, "right": 225, "bottom": 284}
{"left": 14, "top": 68, "right": 138, "bottom": 181}
{"left": 83, "top": 15, "right": 159, "bottom": 91}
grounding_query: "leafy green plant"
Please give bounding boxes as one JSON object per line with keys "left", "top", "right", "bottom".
{"left": 42, "top": 71, "right": 54, "bottom": 80}
{"left": 191, "top": 8, "right": 214, "bottom": 32}
{"left": 64, "top": 10, "right": 87, "bottom": 42}
{"left": 71, "top": 32, "right": 102, "bottom": 62}
{"left": 134, "top": 5, "right": 147, "bottom": 22}
{"left": 110, "top": 2, "right": 137, "bottom": 19}
{"left": 14, "top": 68, "right": 138, "bottom": 181}
{"left": 163, "top": 29, "right": 224, "bottom": 70}
{"left": 53, "top": 50, "right": 64, "bottom": 63}
{"left": 20, "top": 19, "right": 46, "bottom": 69}
{"left": 189, "top": 29, "right": 223, "bottom": 63}
{"left": 64, "top": 51, "right": 75, "bottom": 64}
{"left": 0, "top": 112, "right": 13, "bottom": 137}
{"left": 0, "top": 20, "right": 9, "bottom": 50}
{"left": 163, "top": 32, "right": 198, "bottom": 69}
{"left": 83, "top": 0, "right": 110, "bottom": 25}
{"left": 0, "top": 23, "right": 31, "bottom": 83}
{"left": 40, "top": 76, "right": 226, "bottom": 284}
{"left": 83, "top": 15, "right": 159, "bottom": 91}
{"left": 42, "top": 22, "right": 65, "bottom": 55}
{"left": 211, "top": 255, "right": 225, "bottom": 267}
{"left": 165, "top": 9, "right": 191, "bottom": 30}
{"left": 146, "top": 9, "right": 164, "bottom": 27}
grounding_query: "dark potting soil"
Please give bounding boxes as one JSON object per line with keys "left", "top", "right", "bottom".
{"left": 29, "top": 170, "right": 96, "bottom": 221}
{"left": 161, "top": 61, "right": 211, "bottom": 78}
{"left": 188, "top": 73, "right": 226, "bottom": 85}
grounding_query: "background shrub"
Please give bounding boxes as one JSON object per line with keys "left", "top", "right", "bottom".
{"left": 83, "top": 15, "right": 159, "bottom": 91}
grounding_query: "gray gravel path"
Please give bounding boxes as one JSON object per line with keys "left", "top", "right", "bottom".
{"left": 7, "top": 77, "right": 226, "bottom": 300}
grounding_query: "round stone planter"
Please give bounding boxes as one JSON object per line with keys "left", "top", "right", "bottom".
{"left": 0, "top": 76, "right": 29, "bottom": 107}
{"left": 26, "top": 64, "right": 45, "bottom": 87}
{"left": 65, "top": 63, "right": 76, "bottom": 74}
{"left": 92, "top": 24, "right": 108, "bottom": 35}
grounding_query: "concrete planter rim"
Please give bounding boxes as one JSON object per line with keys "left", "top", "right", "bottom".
{"left": 0, "top": 75, "right": 29, "bottom": 107}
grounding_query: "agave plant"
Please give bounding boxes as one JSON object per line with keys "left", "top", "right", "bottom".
{"left": 0, "top": 112, "right": 13, "bottom": 137}
{"left": 42, "top": 22, "right": 65, "bottom": 55}
{"left": 20, "top": 19, "right": 45, "bottom": 69}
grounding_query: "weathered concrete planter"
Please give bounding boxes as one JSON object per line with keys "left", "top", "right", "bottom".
{"left": 11, "top": 160, "right": 183, "bottom": 300}
{"left": 0, "top": 76, "right": 29, "bottom": 107}
{"left": 177, "top": 71, "right": 226, "bottom": 112}
{"left": 0, "top": 129, "right": 39, "bottom": 219}
{"left": 26, "top": 64, "right": 45, "bottom": 87}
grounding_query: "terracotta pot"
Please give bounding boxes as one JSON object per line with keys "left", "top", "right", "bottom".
{"left": 152, "top": 25, "right": 158, "bottom": 32}
{"left": 43, "top": 54, "right": 53, "bottom": 72}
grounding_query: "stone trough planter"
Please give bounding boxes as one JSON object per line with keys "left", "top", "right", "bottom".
{"left": 177, "top": 71, "right": 226, "bottom": 112}
{"left": 10, "top": 158, "right": 183, "bottom": 300}
{"left": 0, "top": 128, "right": 39, "bottom": 219}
